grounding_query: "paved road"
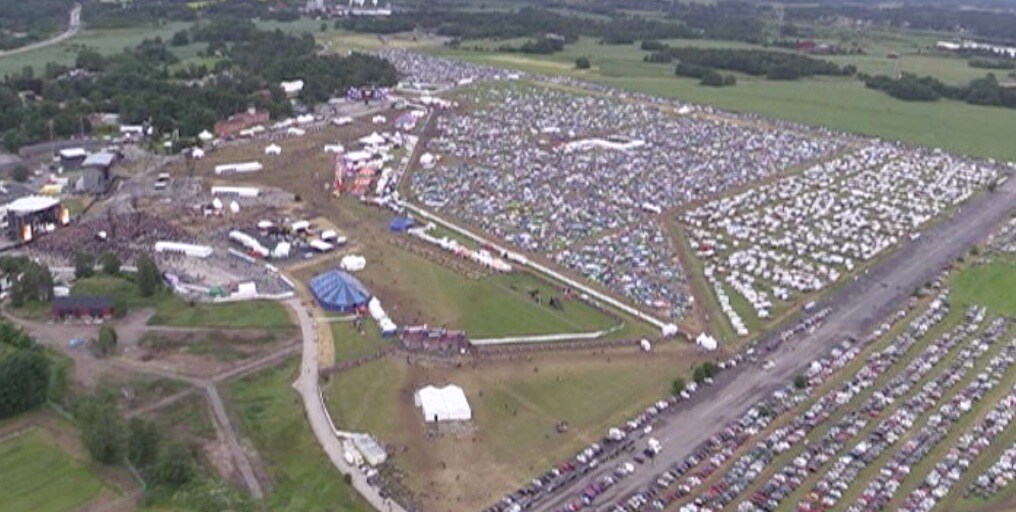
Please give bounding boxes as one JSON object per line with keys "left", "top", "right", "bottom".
{"left": 532, "top": 179, "right": 1016, "bottom": 512}
{"left": 0, "top": 4, "right": 81, "bottom": 58}
{"left": 288, "top": 298, "right": 407, "bottom": 512}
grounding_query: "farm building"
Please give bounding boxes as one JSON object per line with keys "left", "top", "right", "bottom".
{"left": 51, "top": 295, "right": 114, "bottom": 319}
{"left": 415, "top": 384, "right": 472, "bottom": 423}
{"left": 308, "top": 269, "right": 371, "bottom": 311}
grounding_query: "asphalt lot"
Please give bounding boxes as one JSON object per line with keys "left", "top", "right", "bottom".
{"left": 533, "top": 177, "right": 1016, "bottom": 512}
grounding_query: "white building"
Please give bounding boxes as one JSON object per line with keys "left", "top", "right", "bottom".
{"left": 415, "top": 385, "right": 472, "bottom": 422}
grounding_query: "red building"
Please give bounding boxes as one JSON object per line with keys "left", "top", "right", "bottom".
{"left": 213, "top": 108, "right": 270, "bottom": 138}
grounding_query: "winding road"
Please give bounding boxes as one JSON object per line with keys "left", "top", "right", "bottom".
{"left": 0, "top": 4, "right": 82, "bottom": 59}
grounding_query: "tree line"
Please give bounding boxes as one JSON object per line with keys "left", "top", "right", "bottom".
{"left": 646, "top": 47, "right": 853, "bottom": 82}
{"left": 863, "top": 72, "right": 1016, "bottom": 109}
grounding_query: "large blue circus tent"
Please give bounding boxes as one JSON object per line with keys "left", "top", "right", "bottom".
{"left": 308, "top": 269, "right": 372, "bottom": 311}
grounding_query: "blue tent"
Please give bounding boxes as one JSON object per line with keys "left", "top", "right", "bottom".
{"left": 308, "top": 269, "right": 371, "bottom": 311}
{"left": 389, "top": 216, "right": 415, "bottom": 232}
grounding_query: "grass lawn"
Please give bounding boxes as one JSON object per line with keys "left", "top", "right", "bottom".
{"left": 354, "top": 242, "right": 643, "bottom": 338}
{"left": 227, "top": 361, "right": 370, "bottom": 512}
{"left": 426, "top": 38, "right": 1016, "bottom": 162}
{"left": 0, "top": 429, "right": 106, "bottom": 512}
{"left": 0, "top": 22, "right": 194, "bottom": 77}
{"left": 331, "top": 321, "right": 394, "bottom": 363}
{"left": 71, "top": 275, "right": 293, "bottom": 329}
{"left": 324, "top": 343, "right": 706, "bottom": 510}
{"left": 951, "top": 257, "right": 1016, "bottom": 316}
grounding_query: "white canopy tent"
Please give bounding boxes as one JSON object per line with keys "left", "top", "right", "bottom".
{"left": 415, "top": 385, "right": 471, "bottom": 422}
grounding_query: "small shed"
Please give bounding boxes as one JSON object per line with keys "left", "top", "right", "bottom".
{"left": 52, "top": 295, "right": 114, "bottom": 319}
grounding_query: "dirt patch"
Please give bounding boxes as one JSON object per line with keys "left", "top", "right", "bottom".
{"left": 127, "top": 328, "right": 297, "bottom": 379}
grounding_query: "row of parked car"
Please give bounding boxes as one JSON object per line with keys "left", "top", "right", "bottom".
{"left": 738, "top": 305, "right": 982, "bottom": 512}
{"left": 846, "top": 316, "right": 1016, "bottom": 511}
{"left": 677, "top": 303, "right": 954, "bottom": 512}
{"left": 603, "top": 300, "right": 931, "bottom": 512}
{"left": 901, "top": 383, "right": 1016, "bottom": 512}
{"left": 966, "top": 419, "right": 1016, "bottom": 499}
{"left": 486, "top": 395, "right": 684, "bottom": 512}
{"left": 799, "top": 307, "right": 996, "bottom": 511}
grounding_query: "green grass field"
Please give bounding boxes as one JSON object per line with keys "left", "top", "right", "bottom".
{"left": 0, "top": 22, "right": 194, "bottom": 77}
{"left": 228, "top": 362, "right": 370, "bottom": 512}
{"left": 428, "top": 37, "right": 1016, "bottom": 162}
{"left": 331, "top": 321, "right": 393, "bottom": 363}
{"left": 71, "top": 275, "right": 293, "bottom": 329}
{"left": 951, "top": 257, "right": 1016, "bottom": 316}
{"left": 355, "top": 242, "right": 649, "bottom": 339}
{"left": 324, "top": 344, "right": 704, "bottom": 510}
{"left": 0, "top": 429, "right": 106, "bottom": 512}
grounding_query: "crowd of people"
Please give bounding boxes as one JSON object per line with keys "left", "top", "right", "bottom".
{"left": 683, "top": 143, "right": 1001, "bottom": 328}
{"left": 31, "top": 210, "right": 189, "bottom": 265}
{"left": 409, "top": 81, "right": 844, "bottom": 319}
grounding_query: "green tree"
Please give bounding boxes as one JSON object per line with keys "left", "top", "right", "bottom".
{"left": 170, "top": 30, "right": 190, "bottom": 47}
{"left": 127, "top": 418, "right": 161, "bottom": 470}
{"left": 575, "top": 57, "right": 591, "bottom": 69}
{"left": 94, "top": 325, "right": 117, "bottom": 358}
{"left": 100, "top": 252, "right": 121, "bottom": 275}
{"left": 701, "top": 361, "right": 718, "bottom": 379}
{"left": 153, "top": 441, "right": 194, "bottom": 486}
{"left": 11, "top": 165, "right": 29, "bottom": 182}
{"left": 0, "top": 350, "right": 50, "bottom": 419}
{"left": 74, "top": 251, "right": 95, "bottom": 279}
{"left": 671, "top": 377, "right": 686, "bottom": 396}
{"left": 77, "top": 386, "right": 125, "bottom": 464}
{"left": 700, "top": 70, "right": 725, "bottom": 86}
{"left": 136, "top": 255, "right": 162, "bottom": 297}
{"left": 692, "top": 365, "right": 706, "bottom": 383}
{"left": 794, "top": 375, "right": 808, "bottom": 389}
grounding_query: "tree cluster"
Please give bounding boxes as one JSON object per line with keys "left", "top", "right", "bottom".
{"left": 0, "top": 0, "right": 72, "bottom": 50}
{"left": 0, "top": 21, "right": 396, "bottom": 150}
{"left": 655, "top": 47, "right": 851, "bottom": 80}
{"left": 0, "top": 322, "right": 53, "bottom": 420}
{"left": 863, "top": 72, "right": 1016, "bottom": 109}
{"left": 0, "top": 256, "right": 54, "bottom": 307}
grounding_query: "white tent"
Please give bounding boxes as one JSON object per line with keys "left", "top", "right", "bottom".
{"left": 359, "top": 132, "right": 386, "bottom": 146}
{"left": 341, "top": 254, "right": 366, "bottom": 272}
{"left": 420, "top": 152, "right": 436, "bottom": 169}
{"left": 415, "top": 385, "right": 471, "bottom": 422}
{"left": 265, "top": 144, "right": 282, "bottom": 155}
{"left": 696, "top": 332, "right": 718, "bottom": 351}
{"left": 191, "top": 147, "right": 205, "bottom": 159}
{"left": 197, "top": 130, "right": 214, "bottom": 142}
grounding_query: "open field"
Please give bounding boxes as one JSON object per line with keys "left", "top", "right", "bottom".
{"left": 72, "top": 275, "right": 293, "bottom": 329}
{"left": 425, "top": 38, "right": 1016, "bottom": 162}
{"left": 0, "top": 428, "right": 107, "bottom": 512}
{"left": 228, "top": 361, "right": 371, "bottom": 512}
{"left": 952, "top": 257, "right": 1016, "bottom": 316}
{"left": 324, "top": 341, "right": 713, "bottom": 511}
{"left": 0, "top": 22, "right": 193, "bottom": 76}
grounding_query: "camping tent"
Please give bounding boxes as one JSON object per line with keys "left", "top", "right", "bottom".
{"left": 389, "top": 217, "right": 415, "bottom": 232}
{"left": 696, "top": 333, "right": 718, "bottom": 351}
{"left": 415, "top": 385, "right": 471, "bottom": 422}
{"left": 308, "top": 269, "right": 371, "bottom": 311}
{"left": 340, "top": 254, "right": 366, "bottom": 272}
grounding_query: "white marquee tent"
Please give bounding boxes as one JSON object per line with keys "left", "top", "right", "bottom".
{"left": 415, "top": 385, "right": 471, "bottom": 423}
